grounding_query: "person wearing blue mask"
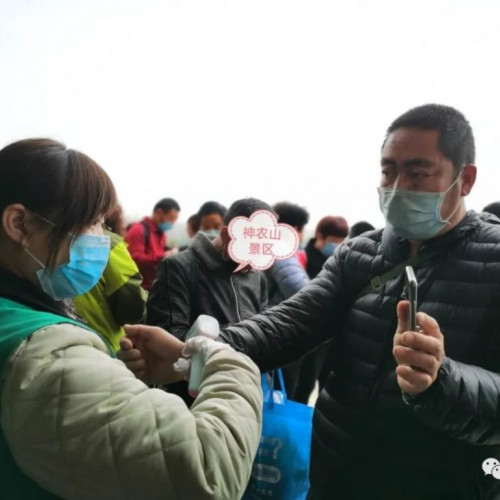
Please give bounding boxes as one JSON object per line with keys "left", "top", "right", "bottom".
{"left": 125, "top": 197, "right": 181, "bottom": 290}
{"left": 120, "top": 104, "right": 500, "bottom": 499}
{"left": 305, "top": 215, "right": 349, "bottom": 281}
{"left": 0, "top": 139, "right": 263, "bottom": 499}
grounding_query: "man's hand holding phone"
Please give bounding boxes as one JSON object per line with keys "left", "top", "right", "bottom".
{"left": 393, "top": 283, "right": 445, "bottom": 396}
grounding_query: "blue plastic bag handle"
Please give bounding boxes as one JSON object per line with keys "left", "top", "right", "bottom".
{"left": 263, "top": 369, "right": 288, "bottom": 407}
{"left": 276, "top": 369, "right": 287, "bottom": 399}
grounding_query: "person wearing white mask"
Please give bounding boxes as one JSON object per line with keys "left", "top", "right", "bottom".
{"left": 197, "top": 200, "right": 227, "bottom": 240}
{"left": 146, "top": 198, "right": 271, "bottom": 404}
{"left": 120, "top": 104, "right": 500, "bottom": 499}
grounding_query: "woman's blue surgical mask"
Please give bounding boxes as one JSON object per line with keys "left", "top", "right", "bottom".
{"left": 25, "top": 233, "right": 111, "bottom": 300}
{"left": 158, "top": 221, "right": 173, "bottom": 232}
{"left": 378, "top": 172, "right": 463, "bottom": 241}
{"left": 321, "top": 241, "right": 337, "bottom": 258}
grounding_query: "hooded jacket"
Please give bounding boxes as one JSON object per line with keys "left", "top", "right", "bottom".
{"left": 220, "top": 211, "right": 500, "bottom": 499}
{"left": 147, "top": 232, "right": 268, "bottom": 340}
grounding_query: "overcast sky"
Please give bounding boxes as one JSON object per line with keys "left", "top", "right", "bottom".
{"left": 1, "top": 0, "right": 499, "bottom": 238}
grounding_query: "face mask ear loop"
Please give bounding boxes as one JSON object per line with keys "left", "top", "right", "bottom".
{"left": 439, "top": 168, "right": 465, "bottom": 224}
{"left": 24, "top": 247, "right": 47, "bottom": 270}
{"left": 384, "top": 175, "right": 400, "bottom": 203}
{"left": 30, "top": 212, "right": 57, "bottom": 228}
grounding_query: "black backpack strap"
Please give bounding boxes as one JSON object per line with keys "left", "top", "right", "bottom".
{"left": 141, "top": 221, "right": 150, "bottom": 254}
{"left": 357, "top": 248, "right": 442, "bottom": 299}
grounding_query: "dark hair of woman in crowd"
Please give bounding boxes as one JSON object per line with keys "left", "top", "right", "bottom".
{"left": 0, "top": 138, "right": 116, "bottom": 266}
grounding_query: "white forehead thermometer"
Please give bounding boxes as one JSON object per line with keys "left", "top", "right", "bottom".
{"left": 186, "top": 315, "right": 220, "bottom": 397}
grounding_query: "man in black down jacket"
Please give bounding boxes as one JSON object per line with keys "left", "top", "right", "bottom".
{"left": 147, "top": 198, "right": 271, "bottom": 339}
{"left": 218, "top": 104, "right": 500, "bottom": 499}
{"left": 121, "top": 104, "right": 500, "bottom": 499}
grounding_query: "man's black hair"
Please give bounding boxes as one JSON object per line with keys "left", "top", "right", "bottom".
{"left": 385, "top": 104, "right": 475, "bottom": 169}
{"left": 187, "top": 213, "right": 201, "bottom": 232}
{"left": 223, "top": 198, "right": 274, "bottom": 225}
{"left": 198, "top": 201, "right": 227, "bottom": 219}
{"left": 153, "top": 198, "right": 181, "bottom": 213}
{"left": 272, "top": 202, "right": 310, "bottom": 231}
{"left": 482, "top": 202, "right": 500, "bottom": 219}
{"left": 349, "top": 221, "right": 375, "bottom": 238}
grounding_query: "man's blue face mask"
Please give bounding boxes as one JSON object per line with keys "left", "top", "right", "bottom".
{"left": 158, "top": 221, "right": 173, "bottom": 232}
{"left": 321, "top": 241, "right": 337, "bottom": 258}
{"left": 378, "top": 171, "right": 463, "bottom": 241}
{"left": 25, "top": 220, "right": 110, "bottom": 300}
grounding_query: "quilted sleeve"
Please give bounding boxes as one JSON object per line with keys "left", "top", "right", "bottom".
{"left": 219, "top": 248, "right": 350, "bottom": 371}
{"left": 267, "top": 256, "right": 309, "bottom": 301}
{"left": 1, "top": 324, "right": 262, "bottom": 500}
{"left": 406, "top": 357, "right": 500, "bottom": 445}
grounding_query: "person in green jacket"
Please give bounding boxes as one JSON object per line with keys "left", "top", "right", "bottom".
{"left": 0, "top": 138, "right": 262, "bottom": 500}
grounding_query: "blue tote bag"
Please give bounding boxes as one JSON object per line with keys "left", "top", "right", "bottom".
{"left": 243, "top": 370, "right": 314, "bottom": 500}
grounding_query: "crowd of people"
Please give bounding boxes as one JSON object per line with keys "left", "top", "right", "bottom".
{"left": 1, "top": 103, "right": 500, "bottom": 499}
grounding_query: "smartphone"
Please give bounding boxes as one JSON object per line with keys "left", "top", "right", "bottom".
{"left": 405, "top": 266, "right": 418, "bottom": 331}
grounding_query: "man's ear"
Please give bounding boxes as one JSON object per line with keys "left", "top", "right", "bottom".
{"left": 460, "top": 164, "right": 477, "bottom": 196}
{"left": 2, "top": 204, "right": 32, "bottom": 245}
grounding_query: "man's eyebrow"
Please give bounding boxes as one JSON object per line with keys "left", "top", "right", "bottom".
{"left": 403, "top": 158, "right": 436, "bottom": 168}
{"left": 380, "top": 157, "right": 436, "bottom": 168}
{"left": 381, "top": 157, "right": 396, "bottom": 167}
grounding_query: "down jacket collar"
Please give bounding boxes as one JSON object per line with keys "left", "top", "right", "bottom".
{"left": 380, "top": 210, "right": 485, "bottom": 263}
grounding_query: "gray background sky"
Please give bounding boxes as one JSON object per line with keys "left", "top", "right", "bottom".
{"left": 1, "top": 0, "right": 498, "bottom": 241}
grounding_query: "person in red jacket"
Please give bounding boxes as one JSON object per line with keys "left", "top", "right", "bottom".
{"left": 125, "top": 198, "right": 181, "bottom": 290}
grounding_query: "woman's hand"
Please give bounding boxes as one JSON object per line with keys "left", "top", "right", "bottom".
{"left": 118, "top": 325, "right": 185, "bottom": 385}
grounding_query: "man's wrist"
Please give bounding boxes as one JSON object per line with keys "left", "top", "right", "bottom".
{"left": 401, "top": 359, "right": 448, "bottom": 406}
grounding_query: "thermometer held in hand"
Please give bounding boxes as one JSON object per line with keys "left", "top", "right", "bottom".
{"left": 186, "top": 315, "right": 220, "bottom": 397}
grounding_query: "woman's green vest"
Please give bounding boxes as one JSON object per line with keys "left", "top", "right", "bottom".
{"left": 0, "top": 297, "right": 100, "bottom": 499}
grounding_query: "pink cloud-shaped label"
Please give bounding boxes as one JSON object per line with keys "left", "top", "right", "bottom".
{"left": 228, "top": 210, "right": 299, "bottom": 272}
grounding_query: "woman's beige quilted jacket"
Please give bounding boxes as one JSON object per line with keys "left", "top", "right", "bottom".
{"left": 1, "top": 324, "right": 262, "bottom": 499}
